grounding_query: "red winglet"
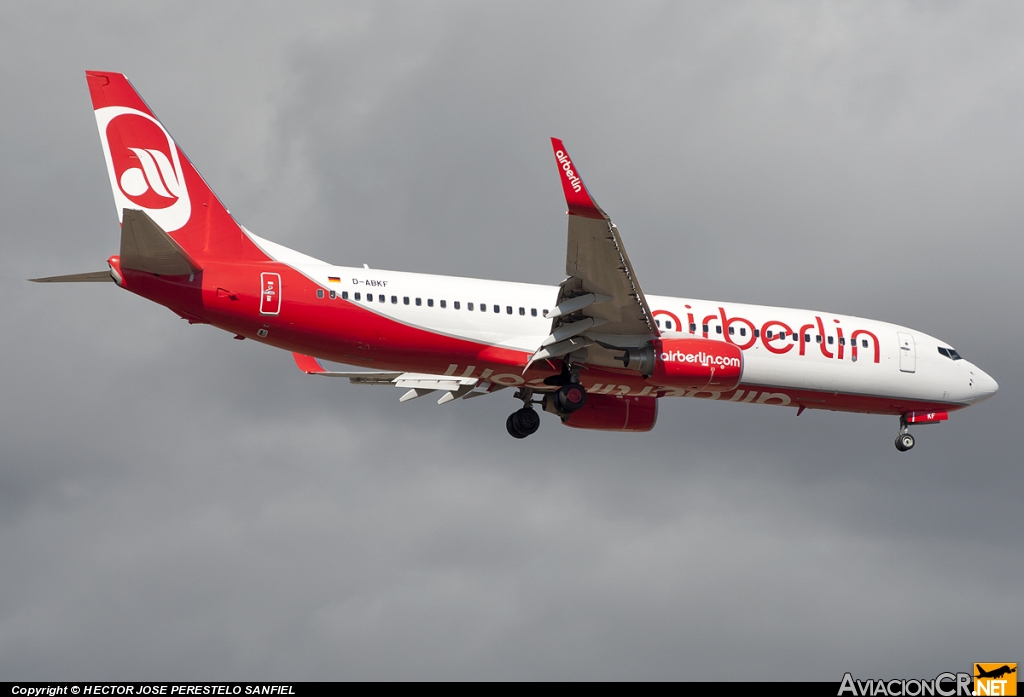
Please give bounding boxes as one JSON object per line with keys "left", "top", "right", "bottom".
{"left": 550, "top": 138, "right": 607, "bottom": 220}
{"left": 292, "top": 352, "right": 326, "bottom": 374}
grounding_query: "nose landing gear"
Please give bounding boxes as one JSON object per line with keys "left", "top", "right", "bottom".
{"left": 895, "top": 432, "right": 915, "bottom": 452}
{"left": 895, "top": 415, "right": 915, "bottom": 452}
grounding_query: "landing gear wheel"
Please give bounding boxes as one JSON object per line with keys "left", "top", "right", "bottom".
{"left": 512, "top": 407, "right": 540, "bottom": 436}
{"left": 555, "top": 383, "right": 587, "bottom": 414}
{"left": 506, "top": 414, "right": 527, "bottom": 439}
{"left": 895, "top": 433, "right": 915, "bottom": 452}
{"left": 506, "top": 408, "right": 540, "bottom": 439}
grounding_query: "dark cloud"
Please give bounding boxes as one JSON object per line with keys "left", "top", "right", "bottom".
{"left": 1, "top": 1, "right": 1020, "bottom": 680}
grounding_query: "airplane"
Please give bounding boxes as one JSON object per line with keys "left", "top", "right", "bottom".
{"left": 31, "top": 71, "right": 999, "bottom": 451}
{"left": 976, "top": 665, "right": 1017, "bottom": 680}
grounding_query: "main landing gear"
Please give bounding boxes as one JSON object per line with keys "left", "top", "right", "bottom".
{"left": 506, "top": 379, "right": 588, "bottom": 439}
{"left": 895, "top": 415, "right": 916, "bottom": 452}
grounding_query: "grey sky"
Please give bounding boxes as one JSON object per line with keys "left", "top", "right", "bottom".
{"left": 1, "top": 1, "right": 1021, "bottom": 680}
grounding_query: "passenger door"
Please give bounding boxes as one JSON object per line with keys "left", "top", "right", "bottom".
{"left": 897, "top": 332, "right": 916, "bottom": 373}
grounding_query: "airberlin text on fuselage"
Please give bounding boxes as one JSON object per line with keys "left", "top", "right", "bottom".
{"left": 658, "top": 306, "right": 882, "bottom": 364}
{"left": 554, "top": 150, "right": 583, "bottom": 193}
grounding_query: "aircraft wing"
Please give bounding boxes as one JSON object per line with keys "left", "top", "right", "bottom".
{"left": 534, "top": 138, "right": 658, "bottom": 363}
{"left": 292, "top": 353, "right": 505, "bottom": 403}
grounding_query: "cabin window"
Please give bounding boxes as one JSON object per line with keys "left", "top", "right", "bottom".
{"left": 753, "top": 329, "right": 759, "bottom": 338}
{"left": 316, "top": 289, "right": 324, "bottom": 299}
{"left": 416, "top": 298, "right": 422, "bottom": 306}
{"left": 342, "top": 291, "right": 349, "bottom": 300}
{"left": 481, "top": 303, "right": 487, "bottom": 312}
{"left": 827, "top": 336, "right": 834, "bottom": 345}
{"left": 531, "top": 308, "right": 537, "bottom": 317}
{"left": 666, "top": 320, "right": 673, "bottom": 329}
{"left": 454, "top": 301, "right": 461, "bottom": 310}
{"left": 728, "top": 326, "right": 735, "bottom": 335}
{"left": 543, "top": 309, "right": 549, "bottom": 316}
{"left": 739, "top": 327, "right": 746, "bottom": 336}
{"left": 427, "top": 299, "right": 434, "bottom": 307}
{"left": 862, "top": 339, "right": 868, "bottom": 348}
{"left": 329, "top": 290, "right": 336, "bottom": 299}
{"left": 839, "top": 338, "right": 845, "bottom": 345}
{"left": 366, "top": 293, "right": 372, "bottom": 302}
{"left": 766, "top": 330, "right": 773, "bottom": 339}
{"left": 467, "top": 302, "right": 474, "bottom": 311}
{"left": 656, "top": 320, "right": 662, "bottom": 328}
{"left": 494, "top": 305, "right": 500, "bottom": 313}
{"left": 815, "top": 335, "right": 821, "bottom": 343}
{"left": 519, "top": 307, "right": 525, "bottom": 316}
{"left": 506, "top": 306, "right": 513, "bottom": 314}
{"left": 702, "top": 324, "right": 709, "bottom": 333}
{"left": 378, "top": 294, "right": 385, "bottom": 303}
{"left": 391, "top": 296, "right": 397, "bottom": 304}
{"left": 716, "top": 326, "right": 722, "bottom": 334}
{"left": 440, "top": 300, "right": 446, "bottom": 308}
{"left": 354, "top": 292, "right": 361, "bottom": 301}
{"left": 690, "top": 323, "right": 697, "bottom": 332}
{"left": 403, "top": 296, "right": 410, "bottom": 305}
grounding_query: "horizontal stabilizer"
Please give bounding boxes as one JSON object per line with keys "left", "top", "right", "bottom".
{"left": 292, "top": 353, "right": 402, "bottom": 383}
{"left": 29, "top": 271, "right": 113, "bottom": 283}
{"left": 291, "top": 352, "right": 495, "bottom": 402}
{"left": 121, "top": 209, "right": 202, "bottom": 276}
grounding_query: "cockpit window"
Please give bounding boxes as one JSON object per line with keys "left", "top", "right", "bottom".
{"left": 938, "top": 347, "right": 963, "bottom": 361}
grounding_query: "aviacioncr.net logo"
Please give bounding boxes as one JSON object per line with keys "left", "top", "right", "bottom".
{"left": 94, "top": 106, "right": 191, "bottom": 232}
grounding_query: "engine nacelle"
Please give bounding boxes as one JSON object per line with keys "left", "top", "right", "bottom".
{"left": 561, "top": 394, "right": 658, "bottom": 432}
{"left": 620, "top": 337, "right": 743, "bottom": 391}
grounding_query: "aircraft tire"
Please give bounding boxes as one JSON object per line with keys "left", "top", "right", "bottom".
{"left": 895, "top": 433, "right": 915, "bottom": 452}
{"left": 506, "top": 413, "right": 528, "bottom": 439}
{"left": 512, "top": 407, "right": 540, "bottom": 436}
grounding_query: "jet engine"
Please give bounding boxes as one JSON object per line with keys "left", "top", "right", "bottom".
{"left": 560, "top": 394, "right": 658, "bottom": 432}
{"left": 619, "top": 337, "right": 743, "bottom": 391}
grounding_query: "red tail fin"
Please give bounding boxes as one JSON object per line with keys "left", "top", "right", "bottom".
{"left": 86, "top": 71, "right": 264, "bottom": 262}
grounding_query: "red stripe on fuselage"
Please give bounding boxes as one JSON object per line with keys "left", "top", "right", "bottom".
{"left": 118, "top": 263, "right": 964, "bottom": 416}
{"left": 119, "top": 262, "right": 561, "bottom": 382}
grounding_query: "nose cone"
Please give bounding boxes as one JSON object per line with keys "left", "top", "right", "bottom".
{"left": 967, "top": 364, "right": 999, "bottom": 404}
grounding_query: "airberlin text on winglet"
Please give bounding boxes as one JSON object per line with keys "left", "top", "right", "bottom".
{"left": 554, "top": 149, "right": 583, "bottom": 193}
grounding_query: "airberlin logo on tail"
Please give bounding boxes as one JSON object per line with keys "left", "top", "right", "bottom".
{"left": 554, "top": 150, "right": 583, "bottom": 193}
{"left": 94, "top": 106, "right": 191, "bottom": 232}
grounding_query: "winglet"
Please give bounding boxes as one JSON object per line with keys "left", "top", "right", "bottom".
{"left": 550, "top": 138, "right": 607, "bottom": 220}
{"left": 292, "top": 352, "right": 326, "bottom": 374}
